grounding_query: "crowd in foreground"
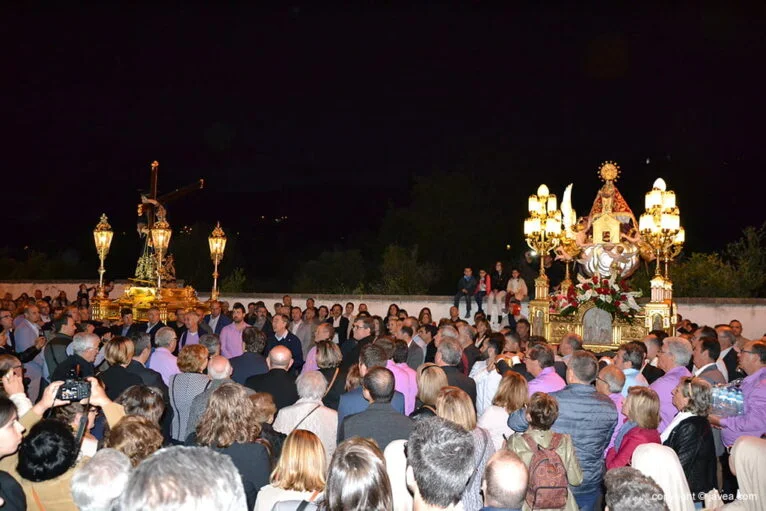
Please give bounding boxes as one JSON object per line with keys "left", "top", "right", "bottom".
{"left": 0, "top": 290, "right": 764, "bottom": 511}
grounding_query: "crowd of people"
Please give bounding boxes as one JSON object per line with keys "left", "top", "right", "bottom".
{"left": 0, "top": 288, "right": 764, "bottom": 511}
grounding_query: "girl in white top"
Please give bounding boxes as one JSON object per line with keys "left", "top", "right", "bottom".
{"left": 632, "top": 444, "right": 695, "bottom": 511}
{"left": 254, "top": 430, "right": 325, "bottom": 511}
{"left": 477, "top": 371, "right": 528, "bottom": 450}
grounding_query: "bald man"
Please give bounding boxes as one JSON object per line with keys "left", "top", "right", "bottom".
{"left": 245, "top": 345, "right": 299, "bottom": 410}
{"left": 187, "top": 356, "right": 252, "bottom": 432}
{"left": 481, "top": 450, "right": 528, "bottom": 511}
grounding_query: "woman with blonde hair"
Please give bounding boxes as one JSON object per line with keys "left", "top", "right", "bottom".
{"left": 478, "top": 371, "right": 528, "bottom": 449}
{"left": 508, "top": 392, "right": 582, "bottom": 511}
{"left": 606, "top": 386, "right": 661, "bottom": 469}
{"left": 255, "top": 430, "right": 326, "bottom": 511}
{"left": 168, "top": 344, "right": 210, "bottom": 442}
{"left": 409, "top": 363, "right": 447, "bottom": 420}
{"left": 194, "top": 382, "right": 271, "bottom": 511}
{"left": 436, "top": 386, "right": 495, "bottom": 511}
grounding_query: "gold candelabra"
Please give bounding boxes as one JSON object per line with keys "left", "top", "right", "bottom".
{"left": 92, "top": 214, "right": 114, "bottom": 298}
{"left": 639, "top": 178, "right": 684, "bottom": 301}
{"left": 208, "top": 222, "right": 227, "bottom": 301}
{"left": 150, "top": 218, "right": 172, "bottom": 291}
{"left": 524, "top": 184, "right": 563, "bottom": 300}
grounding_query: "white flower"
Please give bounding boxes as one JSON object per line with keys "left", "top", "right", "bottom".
{"left": 619, "top": 302, "right": 630, "bottom": 312}
{"left": 626, "top": 294, "right": 639, "bottom": 311}
{"left": 602, "top": 295, "right": 612, "bottom": 303}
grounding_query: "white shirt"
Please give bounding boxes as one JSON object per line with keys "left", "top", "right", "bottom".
{"left": 717, "top": 347, "right": 732, "bottom": 382}
{"left": 660, "top": 411, "right": 695, "bottom": 443}
{"left": 290, "top": 320, "right": 303, "bottom": 335}
{"left": 477, "top": 405, "right": 513, "bottom": 451}
{"left": 469, "top": 360, "right": 502, "bottom": 417}
{"left": 208, "top": 314, "right": 220, "bottom": 332}
{"left": 694, "top": 362, "right": 718, "bottom": 377}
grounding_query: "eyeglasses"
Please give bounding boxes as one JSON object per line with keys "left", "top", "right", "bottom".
{"left": 353, "top": 325, "right": 368, "bottom": 330}
{"left": 741, "top": 350, "right": 756, "bottom": 355}
{"left": 595, "top": 377, "right": 607, "bottom": 384}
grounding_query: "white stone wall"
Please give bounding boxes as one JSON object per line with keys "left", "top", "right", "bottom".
{"left": 1, "top": 282, "right": 764, "bottom": 340}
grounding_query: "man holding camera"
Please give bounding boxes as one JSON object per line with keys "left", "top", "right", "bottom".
{"left": 51, "top": 332, "right": 100, "bottom": 382}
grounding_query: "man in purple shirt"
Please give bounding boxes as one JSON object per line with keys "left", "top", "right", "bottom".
{"left": 525, "top": 343, "right": 565, "bottom": 396}
{"left": 650, "top": 336, "right": 693, "bottom": 432}
{"left": 385, "top": 339, "right": 418, "bottom": 415}
{"left": 709, "top": 340, "right": 766, "bottom": 500}
{"left": 595, "top": 365, "right": 626, "bottom": 454}
{"left": 147, "top": 326, "right": 180, "bottom": 386}
{"left": 219, "top": 302, "right": 247, "bottom": 359}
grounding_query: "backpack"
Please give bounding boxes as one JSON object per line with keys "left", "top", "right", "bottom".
{"left": 523, "top": 432, "right": 569, "bottom": 510}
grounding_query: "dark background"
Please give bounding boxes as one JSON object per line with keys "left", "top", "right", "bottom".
{"left": 3, "top": 4, "right": 764, "bottom": 292}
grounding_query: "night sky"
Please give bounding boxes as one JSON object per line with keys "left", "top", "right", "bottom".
{"left": 4, "top": 4, "right": 765, "bottom": 283}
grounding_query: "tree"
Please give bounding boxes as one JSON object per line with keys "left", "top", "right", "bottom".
{"left": 221, "top": 267, "right": 247, "bottom": 293}
{"left": 293, "top": 250, "right": 366, "bottom": 294}
{"left": 669, "top": 253, "right": 742, "bottom": 297}
{"left": 373, "top": 245, "right": 440, "bottom": 294}
{"left": 725, "top": 223, "right": 766, "bottom": 297}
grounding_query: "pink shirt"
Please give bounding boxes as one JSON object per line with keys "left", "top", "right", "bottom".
{"left": 302, "top": 347, "right": 319, "bottom": 373}
{"left": 219, "top": 323, "right": 245, "bottom": 359}
{"left": 147, "top": 347, "right": 180, "bottom": 386}
{"left": 527, "top": 366, "right": 566, "bottom": 396}
{"left": 387, "top": 360, "right": 417, "bottom": 415}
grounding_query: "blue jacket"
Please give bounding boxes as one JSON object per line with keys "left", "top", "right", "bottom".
{"left": 203, "top": 313, "right": 232, "bottom": 335}
{"left": 550, "top": 384, "right": 618, "bottom": 496}
{"left": 336, "top": 387, "right": 405, "bottom": 440}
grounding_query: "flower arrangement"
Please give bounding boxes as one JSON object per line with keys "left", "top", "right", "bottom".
{"left": 552, "top": 274, "right": 642, "bottom": 323}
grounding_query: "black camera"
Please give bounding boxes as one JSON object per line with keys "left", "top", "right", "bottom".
{"left": 56, "top": 379, "right": 91, "bottom": 401}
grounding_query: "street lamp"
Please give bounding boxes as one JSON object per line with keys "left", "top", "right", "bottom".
{"left": 524, "top": 184, "right": 563, "bottom": 300}
{"left": 92, "top": 214, "right": 114, "bottom": 298}
{"left": 208, "top": 222, "right": 227, "bottom": 301}
{"left": 151, "top": 218, "right": 172, "bottom": 290}
{"left": 639, "top": 178, "right": 683, "bottom": 301}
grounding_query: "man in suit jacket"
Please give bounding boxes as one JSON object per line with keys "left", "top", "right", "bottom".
{"left": 337, "top": 343, "right": 406, "bottom": 428}
{"left": 289, "top": 306, "right": 314, "bottom": 358}
{"left": 245, "top": 345, "right": 298, "bottom": 411}
{"left": 230, "top": 327, "right": 269, "bottom": 385}
{"left": 340, "top": 317, "right": 374, "bottom": 371}
{"left": 401, "top": 326, "right": 424, "bottom": 370}
{"left": 693, "top": 338, "right": 727, "bottom": 385}
{"left": 338, "top": 367, "right": 414, "bottom": 451}
{"left": 125, "top": 332, "right": 170, "bottom": 403}
{"left": 265, "top": 314, "right": 304, "bottom": 373}
{"left": 436, "top": 338, "right": 477, "bottom": 405}
{"left": 203, "top": 301, "right": 232, "bottom": 335}
{"left": 144, "top": 307, "right": 167, "bottom": 346}
{"left": 324, "top": 304, "right": 349, "bottom": 345}
{"left": 716, "top": 326, "right": 741, "bottom": 382}
{"left": 111, "top": 308, "right": 140, "bottom": 338}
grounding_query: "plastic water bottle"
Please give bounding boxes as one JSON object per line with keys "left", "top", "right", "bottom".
{"left": 735, "top": 390, "right": 744, "bottom": 415}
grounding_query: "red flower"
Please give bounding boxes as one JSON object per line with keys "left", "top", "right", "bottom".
{"left": 592, "top": 276, "right": 599, "bottom": 284}
{"left": 582, "top": 284, "right": 591, "bottom": 291}
{"left": 615, "top": 300, "right": 621, "bottom": 306}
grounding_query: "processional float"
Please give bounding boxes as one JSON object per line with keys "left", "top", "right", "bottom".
{"left": 524, "top": 162, "right": 683, "bottom": 350}
{"left": 90, "top": 161, "right": 226, "bottom": 323}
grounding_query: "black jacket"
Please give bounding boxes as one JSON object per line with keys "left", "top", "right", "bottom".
{"left": 125, "top": 360, "right": 169, "bottom": 402}
{"left": 722, "top": 348, "right": 740, "bottom": 382}
{"left": 340, "top": 335, "right": 373, "bottom": 371}
{"left": 339, "top": 401, "right": 414, "bottom": 451}
{"left": 442, "top": 366, "right": 477, "bottom": 405}
{"left": 663, "top": 415, "right": 717, "bottom": 501}
{"left": 98, "top": 364, "right": 143, "bottom": 401}
{"left": 51, "top": 354, "right": 95, "bottom": 382}
{"left": 324, "top": 316, "right": 350, "bottom": 344}
{"left": 641, "top": 363, "right": 665, "bottom": 385}
{"left": 245, "top": 369, "right": 299, "bottom": 411}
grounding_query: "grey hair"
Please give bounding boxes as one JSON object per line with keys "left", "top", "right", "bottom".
{"left": 154, "top": 327, "right": 177, "bottom": 348}
{"left": 600, "top": 365, "right": 626, "bottom": 394}
{"left": 115, "top": 446, "right": 247, "bottom": 511}
{"left": 71, "top": 448, "right": 131, "bottom": 511}
{"left": 664, "top": 337, "right": 693, "bottom": 367}
{"left": 437, "top": 338, "right": 463, "bottom": 366}
{"left": 296, "top": 371, "right": 328, "bottom": 401}
{"left": 199, "top": 334, "right": 221, "bottom": 357}
{"left": 71, "top": 332, "right": 99, "bottom": 356}
{"left": 438, "top": 325, "right": 459, "bottom": 340}
{"left": 132, "top": 333, "right": 151, "bottom": 356}
{"left": 716, "top": 327, "right": 737, "bottom": 349}
{"left": 207, "top": 358, "right": 232, "bottom": 380}
{"left": 561, "top": 332, "right": 583, "bottom": 350}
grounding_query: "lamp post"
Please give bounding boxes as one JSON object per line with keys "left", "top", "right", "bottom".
{"left": 639, "top": 178, "right": 683, "bottom": 301}
{"left": 92, "top": 214, "right": 114, "bottom": 299}
{"left": 524, "top": 184, "right": 563, "bottom": 300}
{"left": 151, "top": 218, "right": 172, "bottom": 290}
{"left": 208, "top": 222, "right": 227, "bottom": 301}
